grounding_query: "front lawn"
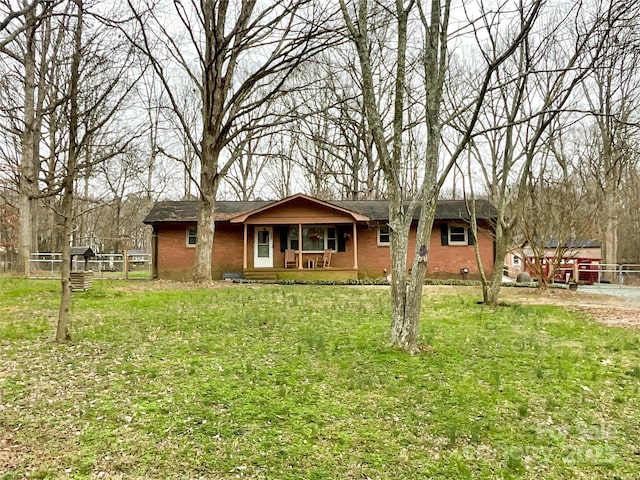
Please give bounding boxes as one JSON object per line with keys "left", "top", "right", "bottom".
{"left": 0, "top": 280, "right": 639, "bottom": 479}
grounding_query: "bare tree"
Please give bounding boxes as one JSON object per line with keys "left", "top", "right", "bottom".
{"left": 617, "top": 153, "right": 640, "bottom": 265}
{"left": 223, "top": 130, "right": 270, "bottom": 201}
{"left": 340, "top": 0, "right": 541, "bottom": 352}
{"left": 516, "top": 140, "right": 597, "bottom": 288}
{"left": 287, "top": 49, "right": 383, "bottom": 200}
{"left": 263, "top": 128, "right": 300, "bottom": 199}
{"left": 0, "top": 0, "right": 40, "bottom": 47}
{"left": 50, "top": 0, "right": 144, "bottom": 342}
{"left": 125, "top": 0, "right": 335, "bottom": 281}
{"left": 579, "top": 11, "right": 640, "bottom": 277}
{"left": 0, "top": 0, "right": 57, "bottom": 275}
{"left": 464, "top": 0, "right": 626, "bottom": 305}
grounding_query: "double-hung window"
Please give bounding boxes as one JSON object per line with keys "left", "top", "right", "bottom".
{"left": 448, "top": 225, "right": 468, "bottom": 245}
{"left": 186, "top": 227, "right": 197, "bottom": 247}
{"left": 378, "top": 225, "right": 390, "bottom": 246}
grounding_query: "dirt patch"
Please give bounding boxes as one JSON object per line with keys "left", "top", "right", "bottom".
{"left": 422, "top": 284, "right": 640, "bottom": 330}
{"left": 571, "top": 306, "right": 640, "bottom": 330}
{"left": 498, "top": 286, "right": 640, "bottom": 330}
{"left": 0, "top": 437, "right": 21, "bottom": 474}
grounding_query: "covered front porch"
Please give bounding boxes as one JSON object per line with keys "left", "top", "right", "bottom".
{"left": 227, "top": 194, "right": 369, "bottom": 281}
{"left": 238, "top": 222, "right": 360, "bottom": 278}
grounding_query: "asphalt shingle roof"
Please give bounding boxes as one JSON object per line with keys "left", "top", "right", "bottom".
{"left": 143, "top": 200, "right": 274, "bottom": 224}
{"left": 332, "top": 199, "right": 496, "bottom": 221}
{"left": 543, "top": 238, "right": 601, "bottom": 248}
{"left": 143, "top": 198, "right": 496, "bottom": 224}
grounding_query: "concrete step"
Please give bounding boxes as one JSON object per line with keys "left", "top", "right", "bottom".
{"left": 243, "top": 271, "right": 278, "bottom": 281}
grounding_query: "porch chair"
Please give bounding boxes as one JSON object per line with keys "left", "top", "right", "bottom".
{"left": 284, "top": 249, "right": 297, "bottom": 268}
{"left": 315, "top": 249, "right": 332, "bottom": 268}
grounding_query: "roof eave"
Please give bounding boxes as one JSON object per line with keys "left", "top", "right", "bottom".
{"left": 229, "top": 193, "right": 370, "bottom": 223}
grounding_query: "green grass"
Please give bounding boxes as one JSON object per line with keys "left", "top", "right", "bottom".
{"left": 1, "top": 279, "right": 639, "bottom": 479}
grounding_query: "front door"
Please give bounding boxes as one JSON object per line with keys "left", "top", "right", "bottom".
{"left": 254, "top": 227, "right": 273, "bottom": 268}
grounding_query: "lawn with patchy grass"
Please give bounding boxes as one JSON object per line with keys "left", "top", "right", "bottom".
{"left": 1, "top": 279, "right": 639, "bottom": 479}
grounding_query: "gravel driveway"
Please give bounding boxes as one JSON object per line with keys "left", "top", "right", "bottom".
{"left": 578, "top": 284, "right": 640, "bottom": 305}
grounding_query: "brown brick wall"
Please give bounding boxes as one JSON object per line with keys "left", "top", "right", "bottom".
{"left": 355, "top": 221, "right": 495, "bottom": 279}
{"left": 156, "top": 222, "right": 196, "bottom": 280}
{"left": 355, "top": 225, "right": 393, "bottom": 278}
{"left": 211, "top": 223, "right": 245, "bottom": 278}
{"left": 427, "top": 221, "right": 494, "bottom": 279}
{"left": 155, "top": 220, "right": 495, "bottom": 280}
{"left": 156, "top": 222, "right": 244, "bottom": 280}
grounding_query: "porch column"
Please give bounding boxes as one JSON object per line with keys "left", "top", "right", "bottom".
{"left": 352, "top": 222, "right": 358, "bottom": 269}
{"left": 243, "top": 224, "right": 248, "bottom": 270}
{"left": 298, "top": 222, "right": 303, "bottom": 269}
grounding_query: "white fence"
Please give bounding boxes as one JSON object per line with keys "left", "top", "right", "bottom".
{"left": 29, "top": 252, "right": 152, "bottom": 280}
{"left": 592, "top": 264, "right": 640, "bottom": 286}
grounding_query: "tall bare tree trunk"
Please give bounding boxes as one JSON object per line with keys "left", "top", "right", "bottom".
{"left": 17, "top": 5, "right": 39, "bottom": 277}
{"left": 483, "top": 222, "right": 509, "bottom": 307}
{"left": 193, "top": 161, "right": 218, "bottom": 282}
{"left": 56, "top": 179, "right": 74, "bottom": 342}
{"left": 599, "top": 127, "right": 621, "bottom": 282}
{"left": 56, "top": 0, "right": 83, "bottom": 343}
{"left": 602, "top": 191, "right": 618, "bottom": 279}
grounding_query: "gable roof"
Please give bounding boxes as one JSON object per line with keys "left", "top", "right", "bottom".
{"left": 228, "top": 193, "right": 370, "bottom": 223}
{"left": 143, "top": 196, "right": 496, "bottom": 224}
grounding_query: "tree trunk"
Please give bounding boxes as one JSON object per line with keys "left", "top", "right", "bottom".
{"left": 56, "top": 0, "right": 83, "bottom": 343}
{"left": 17, "top": 191, "right": 32, "bottom": 276}
{"left": 602, "top": 194, "right": 618, "bottom": 282}
{"left": 483, "top": 222, "right": 510, "bottom": 307}
{"left": 392, "top": 199, "right": 437, "bottom": 352}
{"left": 17, "top": 6, "right": 39, "bottom": 276}
{"left": 193, "top": 197, "right": 216, "bottom": 282}
{"left": 56, "top": 185, "right": 74, "bottom": 342}
{"left": 192, "top": 158, "right": 219, "bottom": 282}
{"left": 389, "top": 217, "right": 411, "bottom": 348}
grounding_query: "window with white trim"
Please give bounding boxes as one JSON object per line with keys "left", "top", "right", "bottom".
{"left": 288, "top": 226, "right": 336, "bottom": 252}
{"left": 378, "top": 225, "right": 390, "bottom": 246}
{"left": 448, "top": 225, "right": 468, "bottom": 245}
{"left": 186, "top": 227, "right": 197, "bottom": 247}
{"left": 512, "top": 254, "right": 521, "bottom": 266}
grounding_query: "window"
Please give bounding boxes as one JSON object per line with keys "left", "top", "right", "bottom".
{"left": 186, "top": 227, "right": 197, "bottom": 247}
{"left": 448, "top": 225, "right": 468, "bottom": 245}
{"left": 256, "top": 229, "right": 270, "bottom": 258}
{"left": 303, "top": 226, "right": 325, "bottom": 251}
{"left": 289, "top": 226, "right": 336, "bottom": 252}
{"left": 512, "top": 254, "right": 521, "bottom": 266}
{"left": 288, "top": 227, "right": 299, "bottom": 250}
{"left": 378, "top": 225, "right": 390, "bottom": 246}
{"left": 327, "top": 227, "right": 337, "bottom": 251}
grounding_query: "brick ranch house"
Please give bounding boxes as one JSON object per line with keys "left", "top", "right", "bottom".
{"left": 143, "top": 193, "right": 497, "bottom": 281}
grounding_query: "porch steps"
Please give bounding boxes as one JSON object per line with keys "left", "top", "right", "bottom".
{"left": 243, "top": 271, "right": 278, "bottom": 281}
